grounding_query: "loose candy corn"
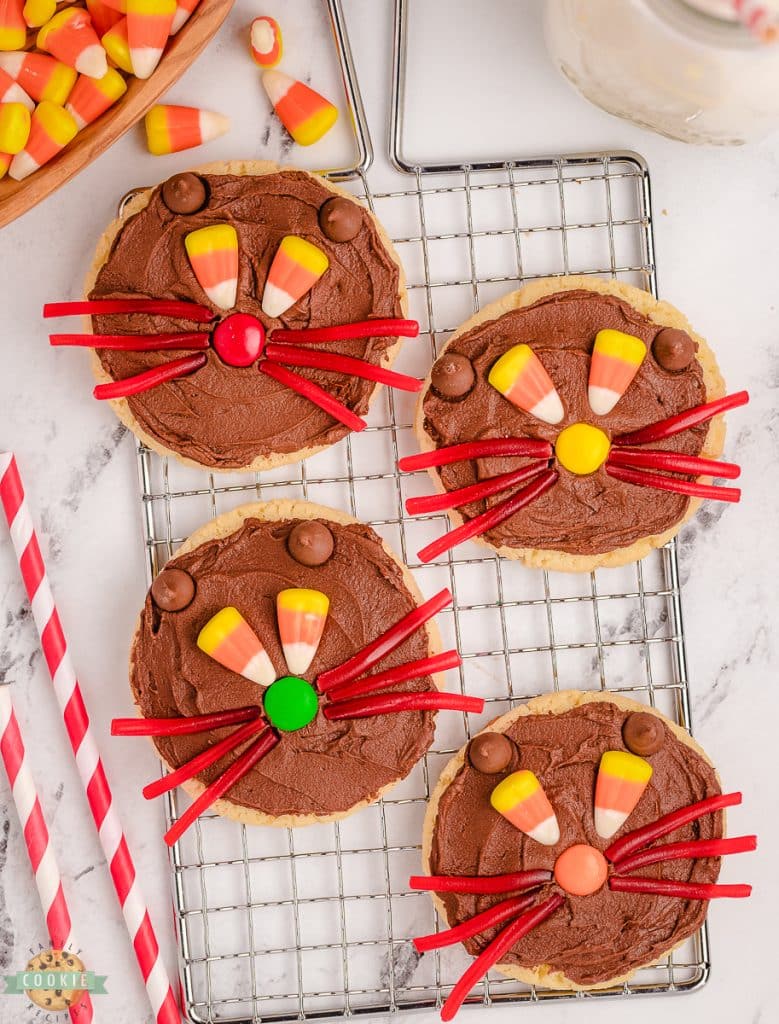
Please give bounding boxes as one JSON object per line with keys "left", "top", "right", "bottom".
{"left": 276, "top": 588, "right": 329, "bottom": 675}
{"left": 9, "top": 99, "right": 76, "bottom": 179}
{"left": 185, "top": 224, "right": 239, "bottom": 310}
{"left": 0, "top": 52, "right": 76, "bottom": 104}
{"left": 490, "top": 770, "right": 560, "bottom": 846}
{"left": 488, "top": 344, "right": 564, "bottom": 425}
{"left": 23, "top": 0, "right": 54, "bottom": 30}
{"left": 262, "top": 235, "right": 329, "bottom": 319}
{"left": 0, "top": 0, "right": 26, "bottom": 51}
{"left": 197, "top": 607, "right": 275, "bottom": 687}
{"left": 250, "top": 16, "right": 281, "bottom": 68}
{"left": 100, "top": 0, "right": 126, "bottom": 10}
{"left": 38, "top": 8, "right": 108, "bottom": 79}
{"left": 126, "top": 0, "right": 174, "bottom": 79}
{"left": 0, "top": 66, "right": 32, "bottom": 109}
{"left": 594, "top": 750, "right": 653, "bottom": 840}
{"left": 588, "top": 329, "right": 647, "bottom": 416}
{"left": 0, "top": 150, "right": 10, "bottom": 177}
{"left": 65, "top": 67, "right": 126, "bottom": 127}
{"left": 144, "top": 102, "right": 229, "bottom": 154}
{"left": 0, "top": 101, "right": 29, "bottom": 152}
{"left": 261, "top": 69, "right": 337, "bottom": 146}
{"left": 86, "top": 0, "right": 121, "bottom": 37}
{"left": 170, "top": 0, "right": 198, "bottom": 35}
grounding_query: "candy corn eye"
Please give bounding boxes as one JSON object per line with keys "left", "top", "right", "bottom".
{"left": 197, "top": 607, "right": 275, "bottom": 687}
{"left": 487, "top": 344, "right": 564, "bottom": 425}
{"left": 588, "top": 329, "right": 647, "bottom": 417}
{"left": 276, "top": 588, "right": 329, "bottom": 676}
{"left": 185, "top": 224, "right": 239, "bottom": 311}
{"left": 490, "top": 770, "right": 560, "bottom": 846}
{"left": 594, "top": 750, "right": 653, "bottom": 839}
{"left": 261, "top": 235, "right": 329, "bottom": 319}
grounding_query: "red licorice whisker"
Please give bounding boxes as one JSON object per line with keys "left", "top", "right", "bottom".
{"left": 613, "top": 391, "right": 749, "bottom": 447}
{"left": 609, "top": 877, "right": 752, "bottom": 900}
{"left": 269, "top": 319, "right": 419, "bottom": 344}
{"left": 413, "top": 892, "right": 540, "bottom": 953}
{"left": 613, "top": 835, "right": 757, "bottom": 875}
{"left": 260, "top": 361, "right": 366, "bottom": 432}
{"left": 608, "top": 447, "right": 741, "bottom": 480}
{"left": 317, "top": 588, "right": 452, "bottom": 692}
{"left": 43, "top": 299, "right": 215, "bottom": 323}
{"left": 323, "top": 691, "right": 484, "bottom": 721}
{"left": 399, "top": 438, "right": 552, "bottom": 472}
{"left": 440, "top": 895, "right": 565, "bottom": 1022}
{"left": 50, "top": 332, "right": 211, "bottom": 351}
{"left": 164, "top": 728, "right": 279, "bottom": 847}
{"left": 111, "top": 706, "right": 261, "bottom": 737}
{"left": 408, "top": 870, "right": 552, "bottom": 895}
{"left": 605, "top": 792, "right": 742, "bottom": 863}
{"left": 93, "top": 353, "right": 207, "bottom": 400}
{"left": 326, "top": 650, "right": 462, "bottom": 704}
{"left": 265, "top": 343, "right": 422, "bottom": 392}
{"left": 606, "top": 464, "right": 740, "bottom": 503}
{"left": 143, "top": 717, "right": 269, "bottom": 799}
{"left": 406, "top": 464, "right": 547, "bottom": 516}
{"left": 417, "top": 470, "right": 559, "bottom": 564}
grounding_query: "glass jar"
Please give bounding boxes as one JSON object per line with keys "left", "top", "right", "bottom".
{"left": 544, "top": 0, "right": 779, "bottom": 144}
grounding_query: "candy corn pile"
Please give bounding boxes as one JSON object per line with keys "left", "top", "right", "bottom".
{"left": 0, "top": 0, "right": 202, "bottom": 182}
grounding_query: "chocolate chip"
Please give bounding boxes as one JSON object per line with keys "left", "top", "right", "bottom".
{"left": 468, "top": 732, "right": 514, "bottom": 774}
{"left": 652, "top": 328, "right": 697, "bottom": 373}
{"left": 431, "top": 353, "right": 475, "bottom": 399}
{"left": 288, "top": 521, "right": 334, "bottom": 567}
{"left": 622, "top": 711, "right": 664, "bottom": 756}
{"left": 318, "top": 196, "right": 362, "bottom": 242}
{"left": 151, "top": 568, "right": 196, "bottom": 612}
{"left": 161, "top": 173, "right": 208, "bottom": 215}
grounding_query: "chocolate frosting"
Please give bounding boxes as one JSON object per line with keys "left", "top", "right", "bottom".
{"left": 421, "top": 291, "right": 709, "bottom": 555}
{"left": 131, "top": 517, "right": 436, "bottom": 817}
{"left": 429, "top": 702, "right": 722, "bottom": 985}
{"left": 89, "top": 171, "right": 403, "bottom": 468}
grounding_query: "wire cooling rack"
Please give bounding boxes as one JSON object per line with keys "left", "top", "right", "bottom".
{"left": 130, "top": 1, "right": 709, "bottom": 1020}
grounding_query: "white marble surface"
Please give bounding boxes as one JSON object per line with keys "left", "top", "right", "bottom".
{"left": 0, "top": 1, "right": 777, "bottom": 1022}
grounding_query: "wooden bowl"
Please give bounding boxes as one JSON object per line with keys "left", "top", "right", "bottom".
{"left": 0, "top": 0, "right": 234, "bottom": 229}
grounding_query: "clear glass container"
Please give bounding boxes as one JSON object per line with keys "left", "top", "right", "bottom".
{"left": 544, "top": 0, "right": 779, "bottom": 144}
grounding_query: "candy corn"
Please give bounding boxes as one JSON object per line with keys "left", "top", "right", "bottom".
{"left": 0, "top": 150, "right": 11, "bottom": 177}
{"left": 23, "top": 0, "right": 54, "bottom": 29}
{"left": 262, "top": 235, "right": 329, "bottom": 319}
{"left": 250, "top": 16, "right": 282, "bottom": 68}
{"left": 126, "top": 0, "right": 174, "bottom": 79}
{"left": 38, "top": 8, "right": 108, "bottom": 79}
{"left": 197, "top": 607, "right": 275, "bottom": 687}
{"left": 0, "top": 0, "right": 25, "bottom": 51}
{"left": 100, "top": 0, "right": 126, "bottom": 10}
{"left": 261, "top": 69, "right": 337, "bottom": 146}
{"left": 9, "top": 99, "right": 76, "bottom": 179}
{"left": 0, "top": 66, "right": 32, "bottom": 109}
{"left": 0, "top": 100, "right": 29, "bottom": 152}
{"left": 276, "top": 588, "right": 329, "bottom": 675}
{"left": 488, "top": 344, "right": 564, "bottom": 425}
{"left": 170, "top": 0, "right": 198, "bottom": 35}
{"left": 86, "top": 0, "right": 122, "bottom": 37}
{"left": 144, "top": 102, "right": 229, "bottom": 154}
{"left": 0, "top": 52, "right": 76, "bottom": 104}
{"left": 185, "top": 224, "right": 239, "bottom": 311}
{"left": 65, "top": 67, "right": 126, "bottom": 128}
{"left": 588, "top": 329, "right": 647, "bottom": 416}
{"left": 490, "top": 770, "right": 560, "bottom": 846}
{"left": 594, "top": 750, "right": 653, "bottom": 840}
{"left": 101, "top": 17, "right": 132, "bottom": 73}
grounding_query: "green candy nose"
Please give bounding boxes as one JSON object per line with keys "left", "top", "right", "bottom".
{"left": 263, "top": 675, "right": 319, "bottom": 732}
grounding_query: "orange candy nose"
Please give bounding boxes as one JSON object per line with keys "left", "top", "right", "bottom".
{"left": 554, "top": 844, "right": 607, "bottom": 896}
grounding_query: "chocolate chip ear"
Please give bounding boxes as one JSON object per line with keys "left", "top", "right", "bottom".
{"left": 318, "top": 197, "right": 362, "bottom": 242}
{"left": 161, "top": 173, "right": 208, "bottom": 215}
{"left": 431, "top": 353, "right": 475, "bottom": 399}
{"left": 151, "top": 568, "right": 196, "bottom": 612}
{"left": 652, "top": 328, "right": 697, "bottom": 372}
{"left": 622, "top": 711, "right": 664, "bottom": 756}
{"left": 287, "top": 521, "right": 335, "bottom": 567}
{"left": 468, "top": 732, "right": 515, "bottom": 773}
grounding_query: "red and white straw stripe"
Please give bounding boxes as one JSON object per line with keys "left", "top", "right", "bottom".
{"left": 0, "top": 452, "right": 180, "bottom": 1024}
{"left": 0, "top": 688, "right": 93, "bottom": 1023}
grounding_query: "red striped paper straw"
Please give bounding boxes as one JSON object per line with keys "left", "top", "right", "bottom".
{"left": 0, "top": 452, "right": 180, "bottom": 1024}
{"left": 0, "top": 687, "right": 94, "bottom": 1023}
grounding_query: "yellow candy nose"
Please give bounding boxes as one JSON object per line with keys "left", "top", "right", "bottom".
{"left": 555, "top": 423, "right": 610, "bottom": 475}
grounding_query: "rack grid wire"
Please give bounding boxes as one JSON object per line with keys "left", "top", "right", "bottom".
{"left": 130, "top": 5, "right": 709, "bottom": 1022}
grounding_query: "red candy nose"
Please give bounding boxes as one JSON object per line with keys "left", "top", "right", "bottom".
{"left": 213, "top": 313, "right": 265, "bottom": 367}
